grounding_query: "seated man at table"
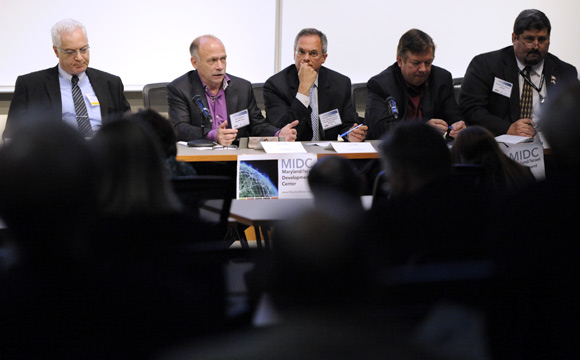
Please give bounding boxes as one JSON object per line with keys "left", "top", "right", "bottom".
{"left": 3, "top": 18, "right": 130, "bottom": 140}
{"left": 365, "top": 29, "right": 466, "bottom": 140}
{"left": 264, "top": 28, "right": 367, "bottom": 142}
{"left": 459, "top": 9, "right": 579, "bottom": 136}
{"left": 168, "top": 35, "right": 298, "bottom": 146}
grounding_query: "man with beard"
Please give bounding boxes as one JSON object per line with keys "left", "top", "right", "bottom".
{"left": 459, "top": 9, "right": 579, "bottom": 137}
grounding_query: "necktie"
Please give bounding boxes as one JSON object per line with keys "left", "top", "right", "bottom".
{"left": 309, "top": 85, "right": 319, "bottom": 141}
{"left": 71, "top": 75, "right": 93, "bottom": 137}
{"left": 519, "top": 66, "right": 533, "bottom": 119}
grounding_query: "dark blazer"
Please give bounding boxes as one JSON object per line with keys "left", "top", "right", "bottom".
{"left": 365, "top": 63, "right": 462, "bottom": 140}
{"left": 4, "top": 65, "right": 130, "bottom": 140}
{"left": 264, "top": 65, "right": 357, "bottom": 141}
{"left": 459, "top": 46, "right": 579, "bottom": 136}
{"left": 167, "top": 70, "right": 279, "bottom": 142}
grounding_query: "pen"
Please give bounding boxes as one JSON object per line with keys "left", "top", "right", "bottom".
{"left": 340, "top": 123, "right": 363, "bottom": 138}
{"left": 527, "top": 122, "right": 538, "bottom": 136}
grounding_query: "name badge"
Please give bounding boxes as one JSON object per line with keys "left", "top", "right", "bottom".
{"left": 86, "top": 93, "right": 100, "bottom": 106}
{"left": 230, "top": 109, "right": 250, "bottom": 129}
{"left": 492, "top": 77, "right": 513, "bottom": 98}
{"left": 319, "top": 109, "right": 342, "bottom": 130}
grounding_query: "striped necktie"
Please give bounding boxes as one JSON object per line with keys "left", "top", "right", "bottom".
{"left": 71, "top": 75, "right": 93, "bottom": 137}
{"left": 519, "top": 66, "right": 533, "bottom": 119}
{"left": 309, "top": 85, "right": 319, "bottom": 141}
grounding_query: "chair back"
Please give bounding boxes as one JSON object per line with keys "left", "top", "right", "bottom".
{"left": 452, "top": 77, "right": 463, "bottom": 103}
{"left": 143, "top": 82, "right": 170, "bottom": 117}
{"left": 171, "top": 175, "right": 235, "bottom": 241}
{"left": 351, "top": 83, "right": 367, "bottom": 122}
{"left": 252, "top": 83, "right": 266, "bottom": 117}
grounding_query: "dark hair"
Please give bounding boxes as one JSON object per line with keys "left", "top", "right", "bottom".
{"left": 128, "top": 109, "right": 177, "bottom": 158}
{"left": 397, "top": 28, "right": 436, "bottom": 60}
{"left": 294, "top": 28, "right": 328, "bottom": 54}
{"left": 308, "top": 156, "right": 363, "bottom": 203}
{"left": 513, "top": 9, "right": 551, "bottom": 36}
{"left": 91, "top": 118, "right": 181, "bottom": 216}
{"left": 451, "top": 126, "right": 534, "bottom": 189}
{"left": 541, "top": 82, "right": 580, "bottom": 171}
{"left": 380, "top": 122, "right": 451, "bottom": 184}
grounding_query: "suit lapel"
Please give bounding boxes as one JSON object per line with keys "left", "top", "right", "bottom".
{"left": 503, "top": 50, "right": 521, "bottom": 122}
{"left": 46, "top": 66, "right": 63, "bottom": 121}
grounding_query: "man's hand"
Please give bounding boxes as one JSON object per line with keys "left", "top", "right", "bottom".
{"left": 507, "top": 118, "right": 536, "bottom": 137}
{"left": 347, "top": 123, "right": 368, "bottom": 142}
{"left": 427, "top": 119, "right": 450, "bottom": 134}
{"left": 279, "top": 120, "right": 299, "bottom": 141}
{"left": 216, "top": 121, "right": 238, "bottom": 145}
{"left": 297, "top": 62, "right": 318, "bottom": 96}
{"left": 448, "top": 120, "right": 466, "bottom": 138}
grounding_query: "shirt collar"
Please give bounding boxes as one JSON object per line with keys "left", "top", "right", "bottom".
{"left": 199, "top": 73, "right": 231, "bottom": 93}
{"left": 58, "top": 64, "right": 86, "bottom": 83}
{"left": 515, "top": 57, "right": 544, "bottom": 76}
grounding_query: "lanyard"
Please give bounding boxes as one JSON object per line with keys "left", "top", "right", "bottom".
{"left": 519, "top": 69, "right": 546, "bottom": 103}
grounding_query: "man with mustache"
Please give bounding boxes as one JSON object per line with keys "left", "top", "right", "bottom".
{"left": 365, "top": 29, "right": 466, "bottom": 140}
{"left": 168, "top": 35, "right": 297, "bottom": 146}
{"left": 3, "top": 19, "right": 130, "bottom": 140}
{"left": 459, "top": 9, "right": 579, "bottom": 137}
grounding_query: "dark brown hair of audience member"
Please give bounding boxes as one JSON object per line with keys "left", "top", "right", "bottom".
{"left": 379, "top": 122, "right": 451, "bottom": 196}
{"left": 128, "top": 108, "right": 178, "bottom": 158}
{"left": 0, "top": 122, "right": 98, "bottom": 262}
{"left": 540, "top": 82, "right": 580, "bottom": 173}
{"left": 307, "top": 156, "right": 364, "bottom": 209}
{"left": 90, "top": 117, "right": 181, "bottom": 216}
{"left": 451, "top": 125, "right": 535, "bottom": 189}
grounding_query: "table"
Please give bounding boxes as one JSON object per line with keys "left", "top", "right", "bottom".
{"left": 176, "top": 140, "right": 381, "bottom": 162}
{"left": 205, "top": 196, "right": 373, "bottom": 248}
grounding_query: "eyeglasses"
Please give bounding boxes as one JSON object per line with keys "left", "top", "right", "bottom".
{"left": 517, "top": 36, "right": 550, "bottom": 48}
{"left": 57, "top": 46, "right": 90, "bottom": 57}
{"left": 295, "top": 48, "right": 323, "bottom": 59}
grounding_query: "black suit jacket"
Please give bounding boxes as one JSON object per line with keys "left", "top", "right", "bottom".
{"left": 4, "top": 65, "right": 130, "bottom": 140}
{"left": 264, "top": 65, "right": 357, "bottom": 141}
{"left": 167, "top": 70, "right": 279, "bottom": 142}
{"left": 459, "top": 46, "right": 579, "bottom": 136}
{"left": 365, "top": 63, "right": 462, "bottom": 140}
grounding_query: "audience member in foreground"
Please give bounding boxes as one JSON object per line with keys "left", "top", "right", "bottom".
{"left": 451, "top": 125, "right": 535, "bottom": 191}
{"left": 366, "top": 29, "right": 466, "bottom": 140}
{"left": 487, "top": 82, "right": 580, "bottom": 360}
{"left": 129, "top": 108, "right": 197, "bottom": 177}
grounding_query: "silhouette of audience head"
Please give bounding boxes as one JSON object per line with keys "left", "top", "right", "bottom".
{"left": 128, "top": 108, "right": 178, "bottom": 158}
{"left": 379, "top": 122, "right": 451, "bottom": 196}
{"left": 451, "top": 125, "right": 534, "bottom": 189}
{"left": 540, "top": 82, "right": 580, "bottom": 173}
{"left": 0, "top": 122, "right": 98, "bottom": 262}
{"left": 308, "top": 155, "right": 364, "bottom": 209}
{"left": 90, "top": 116, "right": 181, "bottom": 216}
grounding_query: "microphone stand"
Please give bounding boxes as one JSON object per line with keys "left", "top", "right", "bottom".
{"left": 187, "top": 99, "right": 215, "bottom": 147}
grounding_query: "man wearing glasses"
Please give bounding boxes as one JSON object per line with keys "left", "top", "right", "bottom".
{"left": 3, "top": 19, "right": 130, "bottom": 140}
{"left": 264, "top": 28, "right": 367, "bottom": 142}
{"left": 459, "top": 9, "right": 579, "bottom": 137}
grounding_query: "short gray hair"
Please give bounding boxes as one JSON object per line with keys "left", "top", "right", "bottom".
{"left": 294, "top": 28, "right": 328, "bottom": 55}
{"left": 51, "top": 19, "right": 87, "bottom": 48}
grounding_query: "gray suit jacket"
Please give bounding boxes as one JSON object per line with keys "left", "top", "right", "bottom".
{"left": 4, "top": 65, "right": 130, "bottom": 139}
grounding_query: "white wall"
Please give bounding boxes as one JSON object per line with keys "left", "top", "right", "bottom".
{"left": 1, "top": 0, "right": 578, "bottom": 91}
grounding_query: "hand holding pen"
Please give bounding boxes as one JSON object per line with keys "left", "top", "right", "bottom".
{"left": 338, "top": 123, "right": 368, "bottom": 142}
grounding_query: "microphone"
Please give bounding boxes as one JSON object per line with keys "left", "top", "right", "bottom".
{"left": 386, "top": 96, "right": 398, "bottom": 119}
{"left": 192, "top": 95, "right": 213, "bottom": 123}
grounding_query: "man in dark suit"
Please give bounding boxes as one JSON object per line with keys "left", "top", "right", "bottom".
{"left": 459, "top": 9, "right": 579, "bottom": 137}
{"left": 365, "top": 29, "right": 466, "bottom": 140}
{"left": 3, "top": 19, "right": 130, "bottom": 140}
{"left": 168, "top": 35, "right": 297, "bottom": 145}
{"left": 264, "top": 28, "right": 367, "bottom": 142}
